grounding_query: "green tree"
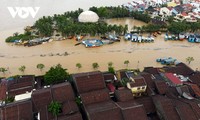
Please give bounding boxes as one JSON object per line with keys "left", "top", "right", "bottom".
{"left": 18, "top": 65, "right": 26, "bottom": 74}
{"left": 48, "top": 101, "right": 61, "bottom": 117}
{"left": 186, "top": 57, "right": 194, "bottom": 65}
{"left": 37, "top": 64, "right": 45, "bottom": 72}
{"left": 44, "top": 64, "right": 69, "bottom": 85}
{"left": 76, "top": 63, "right": 82, "bottom": 70}
{"left": 168, "top": 22, "right": 189, "bottom": 35}
{"left": 92, "top": 62, "right": 99, "bottom": 70}
{"left": 108, "top": 67, "right": 115, "bottom": 74}
{"left": 124, "top": 60, "right": 130, "bottom": 67}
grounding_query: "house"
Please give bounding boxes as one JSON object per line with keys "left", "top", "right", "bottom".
{"left": 173, "top": 99, "right": 199, "bottom": 120}
{"left": 155, "top": 81, "right": 168, "bottom": 95}
{"left": 152, "top": 95, "right": 181, "bottom": 120}
{"left": 0, "top": 99, "right": 33, "bottom": 120}
{"left": 176, "top": 85, "right": 194, "bottom": 99}
{"left": 0, "top": 79, "right": 7, "bottom": 102}
{"left": 73, "top": 71, "right": 123, "bottom": 120}
{"left": 114, "top": 88, "right": 148, "bottom": 120}
{"left": 135, "top": 96, "right": 156, "bottom": 114}
{"left": 32, "top": 82, "right": 82, "bottom": 120}
{"left": 172, "top": 5, "right": 184, "bottom": 15}
{"left": 116, "top": 101, "right": 148, "bottom": 120}
{"left": 7, "top": 75, "right": 35, "bottom": 97}
{"left": 159, "top": 7, "right": 172, "bottom": 17}
{"left": 189, "top": 72, "right": 200, "bottom": 86}
{"left": 114, "top": 88, "right": 134, "bottom": 102}
{"left": 189, "top": 84, "right": 200, "bottom": 98}
{"left": 164, "top": 73, "right": 183, "bottom": 86}
{"left": 127, "top": 76, "right": 147, "bottom": 97}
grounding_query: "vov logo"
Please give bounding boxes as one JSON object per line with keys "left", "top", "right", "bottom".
{"left": 7, "top": 7, "right": 40, "bottom": 19}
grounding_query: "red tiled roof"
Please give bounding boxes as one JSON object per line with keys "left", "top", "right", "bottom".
{"left": 0, "top": 80, "right": 7, "bottom": 100}
{"left": 129, "top": 77, "right": 146, "bottom": 88}
{"left": 153, "top": 95, "right": 181, "bottom": 120}
{"left": 173, "top": 99, "right": 198, "bottom": 120}
{"left": 140, "top": 73, "right": 156, "bottom": 89}
{"left": 32, "top": 88, "right": 52, "bottom": 111}
{"left": 189, "top": 84, "right": 200, "bottom": 97}
{"left": 182, "top": 12, "right": 188, "bottom": 16}
{"left": 135, "top": 96, "right": 156, "bottom": 114}
{"left": 0, "top": 100, "right": 32, "bottom": 120}
{"left": 189, "top": 72, "right": 200, "bottom": 86}
{"left": 85, "top": 101, "right": 122, "bottom": 120}
{"left": 62, "top": 101, "right": 79, "bottom": 115}
{"left": 81, "top": 89, "right": 110, "bottom": 105}
{"left": 73, "top": 71, "right": 106, "bottom": 94}
{"left": 107, "top": 83, "right": 115, "bottom": 92}
{"left": 114, "top": 88, "right": 134, "bottom": 102}
{"left": 165, "top": 73, "right": 182, "bottom": 85}
{"left": 116, "top": 101, "right": 148, "bottom": 120}
{"left": 52, "top": 82, "right": 75, "bottom": 102}
{"left": 155, "top": 81, "right": 168, "bottom": 94}
{"left": 58, "top": 113, "right": 83, "bottom": 120}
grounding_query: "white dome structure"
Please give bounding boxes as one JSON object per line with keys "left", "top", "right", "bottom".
{"left": 78, "top": 11, "right": 99, "bottom": 23}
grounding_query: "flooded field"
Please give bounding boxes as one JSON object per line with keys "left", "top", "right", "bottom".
{"left": 0, "top": 18, "right": 200, "bottom": 77}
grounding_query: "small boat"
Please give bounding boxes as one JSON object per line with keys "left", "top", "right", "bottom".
{"left": 179, "top": 32, "right": 185, "bottom": 40}
{"left": 74, "top": 42, "right": 81, "bottom": 46}
{"left": 82, "top": 39, "right": 103, "bottom": 48}
{"left": 131, "top": 33, "right": 138, "bottom": 42}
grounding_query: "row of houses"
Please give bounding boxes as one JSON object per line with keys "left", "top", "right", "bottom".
{"left": 1, "top": 62, "right": 200, "bottom": 119}
{"left": 123, "top": 0, "right": 200, "bottom": 22}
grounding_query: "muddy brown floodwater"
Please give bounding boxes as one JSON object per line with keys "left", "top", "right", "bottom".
{"left": 0, "top": 18, "right": 200, "bottom": 77}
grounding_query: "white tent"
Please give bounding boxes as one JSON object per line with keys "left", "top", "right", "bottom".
{"left": 78, "top": 11, "right": 99, "bottom": 23}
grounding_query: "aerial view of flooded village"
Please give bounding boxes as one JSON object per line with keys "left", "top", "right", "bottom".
{"left": 0, "top": 0, "right": 200, "bottom": 119}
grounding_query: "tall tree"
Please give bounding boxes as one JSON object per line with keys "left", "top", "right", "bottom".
{"left": 44, "top": 64, "right": 69, "bottom": 85}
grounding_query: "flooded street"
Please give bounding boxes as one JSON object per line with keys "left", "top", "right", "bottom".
{"left": 0, "top": 18, "right": 200, "bottom": 76}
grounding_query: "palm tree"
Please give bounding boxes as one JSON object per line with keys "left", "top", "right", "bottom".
{"left": 76, "top": 63, "right": 82, "bottom": 70}
{"left": 124, "top": 60, "right": 130, "bottom": 67}
{"left": 108, "top": 62, "right": 113, "bottom": 67}
{"left": 186, "top": 57, "right": 194, "bottom": 64}
{"left": 18, "top": 65, "right": 26, "bottom": 74}
{"left": 37, "top": 64, "right": 45, "bottom": 72}
{"left": 92, "top": 62, "right": 99, "bottom": 70}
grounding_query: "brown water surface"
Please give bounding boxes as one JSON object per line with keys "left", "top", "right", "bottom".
{"left": 0, "top": 18, "right": 200, "bottom": 77}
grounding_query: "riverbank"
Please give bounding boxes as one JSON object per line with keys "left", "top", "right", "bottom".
{"left": 0, "top": 18, "right": 200, "bottom": 77}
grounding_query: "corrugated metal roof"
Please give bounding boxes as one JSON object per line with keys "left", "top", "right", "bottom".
{"left": 165, "top": 73, "right": 182, "bottom": 85}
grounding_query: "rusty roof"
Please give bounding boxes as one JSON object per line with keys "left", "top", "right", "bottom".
{"left": 57, "top": 113, "right": 83, "bottom": 120}
{"left": 62, "top": 101, "right": 79, "bottom": 115}
{"left": 155, "top": 81, "right": 168, "bottom": 95}
{"left": 73, "top": 71, "right": 106, "bottom": 94}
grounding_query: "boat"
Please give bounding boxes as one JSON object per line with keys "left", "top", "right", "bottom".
{"left": 131, "top": 33, "right": 138, "bottom": 42}
{"left": 82, "top": 39, "right": 103, "bottom": 48}
{"left": 179, "top": 32, "right": 185, "bottom": 40}
{"left": 124, "top": 33, "right": 132, "bottom": 40}
{"left": 188, "top": 34, "right": 196, "bottom": 43}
